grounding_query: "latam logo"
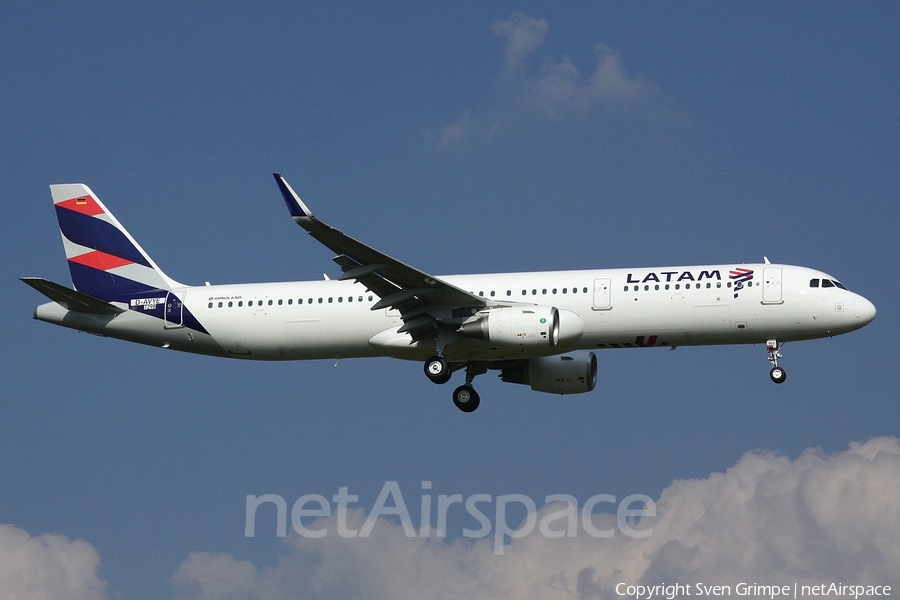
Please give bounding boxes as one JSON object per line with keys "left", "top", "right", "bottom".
{"left": 729, "top": 268, "right": 754, "bottom": 299}
{"left": 626, "top": 270, "right": 721, "bottom": 284}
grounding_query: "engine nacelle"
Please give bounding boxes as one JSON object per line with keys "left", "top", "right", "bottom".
{"left": 458, "top": 306, "right": 560, "bottom": 348}
{"left": 501, "top": 351, "right": 598, "bottom": 394}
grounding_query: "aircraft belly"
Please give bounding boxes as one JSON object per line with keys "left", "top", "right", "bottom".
{"left": 210, "top": 310, "right": 401, "bottom": 360}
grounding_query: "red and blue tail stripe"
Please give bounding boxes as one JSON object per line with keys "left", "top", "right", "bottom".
{"left": 51, "top": 184, "right": 175, "bottom": 304}
{"left": 40, "top": 183, "right": 210, "bottom": 335}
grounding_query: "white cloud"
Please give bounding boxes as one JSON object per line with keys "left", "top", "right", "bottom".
{"left": 492, "top": 12, "right": 548, "bottom": 71}
{"left": 529, "top": 43, "right": 658, "bottom": 118}
{"left": 436, "top": 13, "right": 667, "bottom": 146}
{"left": 172, "top": 437, "right": 900, "bottom": 600}
{"left": 439, "top": 112, "right": 471, "bottom": 149}
{"left": 491, "top": 11, "right": 662, "bottom": 116}
{"left": 0, "top": 524, "right": 108, "bottom": 600}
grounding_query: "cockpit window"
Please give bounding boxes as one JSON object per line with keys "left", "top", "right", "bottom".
{"left": 812, "top": 277, "right": 849, "bottom": 290}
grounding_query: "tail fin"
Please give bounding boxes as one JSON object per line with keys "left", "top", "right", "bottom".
{"left": 50, "top": 183, "right": 183, "bottom": 303}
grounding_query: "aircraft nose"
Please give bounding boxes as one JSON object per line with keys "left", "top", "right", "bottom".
{"left": 854, "top": 295, "right": 877, "bottom": 326}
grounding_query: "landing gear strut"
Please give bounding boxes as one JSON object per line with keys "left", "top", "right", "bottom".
{"left": 767, "top": 339, "right": 786, "bottom": 384}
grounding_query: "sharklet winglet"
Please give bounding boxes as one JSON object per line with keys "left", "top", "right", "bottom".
{"left": 273, "top": 173, "right": 315, "bottom": 219}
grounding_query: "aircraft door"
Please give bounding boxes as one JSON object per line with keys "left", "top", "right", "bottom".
{"left": 592, "top": 278, "right": 611, "bottom": 310}
{"left": 762, "top": 268, "right": 783, "bottom": 304}
{"left": 164, "top": 291, "right": 185, "bottom": 329}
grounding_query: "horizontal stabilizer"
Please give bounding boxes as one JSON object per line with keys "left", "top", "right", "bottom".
{"left": 20, "top": 277, "right": 125, "bottom": 314}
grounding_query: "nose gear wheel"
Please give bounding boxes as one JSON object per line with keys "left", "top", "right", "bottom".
{"left": 766, "top": 340, "right": 786, "bottom": 384}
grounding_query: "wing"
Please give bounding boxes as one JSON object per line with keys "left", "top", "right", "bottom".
{"left": 273, "top": 174, "right": 487, "bottom": 343}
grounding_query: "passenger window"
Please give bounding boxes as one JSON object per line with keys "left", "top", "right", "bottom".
{"left": 218, "top": 302, "right": 223, "bottom": 308}
{"left": 208, "top": 302, "right": 213, "bottom": 308}
{"left": 228, "top": 301, "right": 233, "bottom": 308}
{"left": 810, "top": 279, "right": 819, "bottom": 288}
{"left": 278, "top": 299, "right": 283, "bottom": 305}
{"left": 583, "top": 287, "right": 588, "bottom": 293}
{"left": 288, "top": 299, "right": 293, "bottom": 305}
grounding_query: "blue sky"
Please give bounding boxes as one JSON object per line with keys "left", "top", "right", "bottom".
{"left": 2, "top": 3, "right": 899, "bottom": 599}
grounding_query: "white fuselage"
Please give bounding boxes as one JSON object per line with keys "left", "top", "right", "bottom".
{"left": 33, "top": 263, "right": 877, "bottom": 362}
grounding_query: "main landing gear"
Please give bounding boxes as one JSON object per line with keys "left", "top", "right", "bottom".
{"left": 424, "top": 356, "right": 484, "bottom": 412}
{"left": 452, "top": 384, "right": 480, "bottom": 413}
{"left": 424, "top": 355, "right": 452, "bottom": 385}
{"left": 767, "top": 339, "right": 786, "bottom": 384}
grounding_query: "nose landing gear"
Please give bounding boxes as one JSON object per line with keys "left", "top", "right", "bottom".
{"left": 767, "top": 339, "right": 786, "bottom": 384}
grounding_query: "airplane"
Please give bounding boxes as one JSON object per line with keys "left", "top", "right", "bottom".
{"left": 22, "top": 174, "right": 877, "bottom": 412}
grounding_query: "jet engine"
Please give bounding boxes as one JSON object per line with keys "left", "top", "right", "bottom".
{"left": 458, "top": 306, "right": 558, "bottom": 347}
{"left": 500, "top": 351, "right": 598, "bottom": 394}
{"left": 457, "top": 306, "right": 584, "bottom": 348}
